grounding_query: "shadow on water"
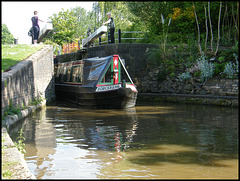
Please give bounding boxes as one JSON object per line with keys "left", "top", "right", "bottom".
{"left": 127, "top": 147, "right": 238, "bottom": 167}
{"left": 9, "top": 100, "right": 238, "bottom": 178}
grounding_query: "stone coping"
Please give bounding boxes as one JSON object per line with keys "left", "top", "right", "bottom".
{"left": 2, "top": 100, "right": 46, "bottom": 129}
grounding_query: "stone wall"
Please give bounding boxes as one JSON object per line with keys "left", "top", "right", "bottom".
{"left": 1, "top": 45, "right": 55, "bottom": 113}
{"left": 56, "top": 51, "right": 83, "bottom": 63}
{"left": 139, "top": 67, "right": 239, "bottom": 97}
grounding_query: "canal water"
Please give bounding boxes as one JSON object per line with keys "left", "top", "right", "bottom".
{"left": 9, "top": 101, "right": 238, "bottom": 179}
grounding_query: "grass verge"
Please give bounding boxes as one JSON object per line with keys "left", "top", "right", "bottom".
{"left": 1, "top": 44, "right": 44, "bottom": 72}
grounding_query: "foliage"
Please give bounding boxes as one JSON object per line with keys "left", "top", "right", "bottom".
{"left": 14, "top": 129, "right": 26, "bottom": 155}
{"left": 218, "top": 56, "right": 225, "bottom": 62}
{"left": 223, "top": 62, "right": 235, "bottom": 78}
{"left": 97, "top": 2, "right": 138, "bottom": 31}
{"left": 70, "top": 6, "right": 89, "bottom": 40}
{"left": 2, "top": 95, "right": 44, "bottom": 121}
{"left": 223, "top": 55, "right": 238, "bottom": 78}
{"left": 197, "top": 55, "right": 215, "bottom": 82}
{"left": 3, "top": 99, "right": 22, "bottom": 119}
{"left": 30, "top": 96, "right": 44, "bottom": 106}
{"left": 43, "top": 39, "right": 60, "bottom": 55}
{"left": 178, "top": 72, "right": 192, "bottom": 82}
{"left": 1, "top": 24, "right": 14, "bottom": 44}
{"left": 47, "top": 9, "right": 77, "bottom": 45}
{"left": 213, "top": 62, "right": 226, "bottom": 76}
{"left": 1, "top": 44, "right": 44, "bottom": 72}
{"left": 170, "top": 72, "right": 176, "bottom": 78}
{"left": 2, "top": 169, "right": 13, "bottom": 179}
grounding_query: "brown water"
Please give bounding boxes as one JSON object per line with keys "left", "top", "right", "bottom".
{"left": 9, "top": 101, "right": 238, "bottom": 179}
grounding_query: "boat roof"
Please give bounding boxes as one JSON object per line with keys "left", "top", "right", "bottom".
{"left": 82, "top": 55, "right": 113, "bottom": 87}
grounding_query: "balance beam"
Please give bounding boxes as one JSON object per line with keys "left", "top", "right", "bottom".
{"left": 82, "top": 26, "right": 108, "bottom": 47}
{"left": 37, "top": 23, "right": 53, "bottom": 43}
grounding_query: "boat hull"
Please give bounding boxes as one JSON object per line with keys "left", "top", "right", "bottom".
{"left": 55, "top": 84, "right": 137, "bottom": 109}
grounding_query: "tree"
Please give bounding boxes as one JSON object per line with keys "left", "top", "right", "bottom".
{"left": 96, "top": 2, "right": 138, "bottom": 31}
{"left": 215, "top": 1, "right": 222, "bottom": 56}
{"left": 1, "top": 24, "right": 14, "bottom": 44}
{"left": 208, "top": 2, "right": 214, "bottom": 53}
{"left": 193, "top": 2, "right": 203, "bottom": 55}
{"left": 70, "top": 7, "right": 91, "bottom": 40}
{"left": 47, "top": 9, "right": 77, "bottom": 45}
{"left": 204, "top": 2, "right": 208, "bottom": 53}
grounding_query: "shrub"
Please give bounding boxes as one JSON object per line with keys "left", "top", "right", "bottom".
{"left": 223, "top": 53, "right": 238, "bottom": 78}
{"left": 178, "top": 72, "right": 192, "bottom": 82}
{"left": 170, "top": 72, "right": 175, "bottom": 78}
{"left": 223, "top": 62, "right": 238, "bottom": 79}
{"left": 214, "top": 62, "right": 226, "bottom": 76}
{"left": 193, "top": 71, "right": 201, "bottom": 77}
{"left": 218, "top": 56, "right": 225, "bottom": 63}
{"left": 166, "top": 66, "right": 175, "bottom": 73}
{"left": 197, "top": 56, "right": 215, "bottom": 82}
{"left": 43, "top": 39, "right": 60, "bottom": 55}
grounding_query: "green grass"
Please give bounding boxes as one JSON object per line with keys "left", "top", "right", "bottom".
{"left": 1, "top": 44, "right": 44, "bottom": 72}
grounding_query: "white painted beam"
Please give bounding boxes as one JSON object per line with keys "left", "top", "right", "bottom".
{"left": 37, "top": 23, "right": 53, "bottom": 43}
{"left": 82, "top": 26, "right": 108, "bottom": 47}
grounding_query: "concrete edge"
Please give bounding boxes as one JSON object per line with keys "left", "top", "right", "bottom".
{"left": 3, "top": 99, "right": 46, "bottom": 129}
{"left": 138, "top": 93, "right": 239, "bottom": 107}
{"left": 2, "top": 127, "right": 36, "bottom": 179}
{"left": 2, "top": 100, "right": 46, "bottom": 179}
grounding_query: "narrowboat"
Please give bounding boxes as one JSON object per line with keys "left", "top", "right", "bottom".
{"left": 54, "top": 55, "right": 138, "bottom": 108}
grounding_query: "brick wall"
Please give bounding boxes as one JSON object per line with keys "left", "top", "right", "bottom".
{"left": 1, "top": 45, "right": 55, "bottom": 113}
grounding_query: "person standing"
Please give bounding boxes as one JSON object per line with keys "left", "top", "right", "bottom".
{"left": 102, "top": 12, "right": 115, "bottom": 43}
{"left": 31, "top": 11, "right": 45, "bottom": 44}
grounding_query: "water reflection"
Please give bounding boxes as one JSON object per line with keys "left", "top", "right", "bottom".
{"left": 9, "top": 101, "right": 238, "bottom": 179}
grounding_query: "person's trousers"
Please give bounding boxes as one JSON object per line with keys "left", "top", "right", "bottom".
{"left": 109, "top": 28, "right": 115, "bottom": 44}
{"left": 33, "top": 26, "right": 40, "bottom": 40}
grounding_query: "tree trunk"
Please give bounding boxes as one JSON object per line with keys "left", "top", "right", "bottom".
{"left": 204, "top": 2, "right": 208, "bottom": 53}
{"left": 215, "top": 1, "right": 222, "bottom": 56}
{"left": 208, "top": 2, "right": 214, "bottom": 53}
{"left": 193, "top": 2, "right": 203, "bottom": 55}
{"left": 222, "top": 2, "right": 228, "bottom": 44}
{"left": 232, "top": 2, "right": 238, "bottom": 43}
{"left": 237, "top": 2, "right": 239, "bottom": 41}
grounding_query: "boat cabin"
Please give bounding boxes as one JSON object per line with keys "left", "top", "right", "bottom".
{"left": 54, "top": 55, "right": 137, "bottom": 92}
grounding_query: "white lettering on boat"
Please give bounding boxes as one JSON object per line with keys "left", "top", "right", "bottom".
{"left": 96, "top": 84, "right": 122, "bottom": 92}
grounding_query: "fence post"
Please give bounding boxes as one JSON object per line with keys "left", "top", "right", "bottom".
{"left": 14, "top": 38, "right": 18, "bottom": 44}
{"left": 99, "top": 36, "right": 101, "bottom": 45}
{"left": 118, "top": 29, "right": 121, "bottom": 43}
{"left": 108, "top": 32, "right": 110, "bottom": 44}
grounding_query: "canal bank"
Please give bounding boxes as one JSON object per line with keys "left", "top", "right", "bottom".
{"left": 2, "top": 45, "right": 55, "bottom": 179}
{"left": 138, "top": 93, "right": 238, "bottom": 107}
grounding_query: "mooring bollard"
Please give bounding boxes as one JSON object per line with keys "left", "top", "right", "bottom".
{"left": 14, "top": 38, "right": 18, "bottom": 44}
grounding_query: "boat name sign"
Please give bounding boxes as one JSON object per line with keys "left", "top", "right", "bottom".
{"left": 96, "top": 84, "right": 122, "bottom": 92}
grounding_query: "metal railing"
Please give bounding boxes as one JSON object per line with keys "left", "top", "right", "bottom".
{"left": 92, "top": 29, "right": 146, "bottom": 46}
{"left": 59, "top": 29, "right": 147, "bottom": 54}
